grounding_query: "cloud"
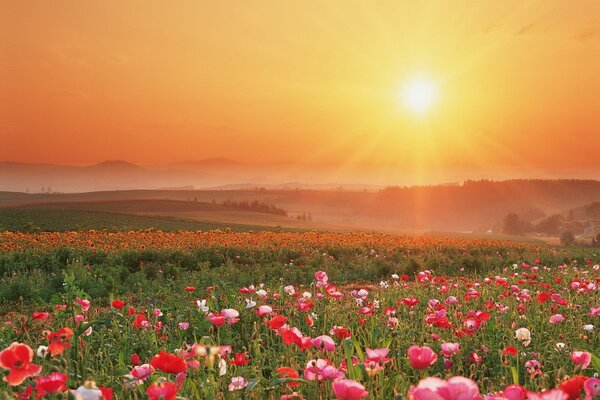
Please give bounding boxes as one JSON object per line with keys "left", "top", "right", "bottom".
{"left": 573, "top": 27, "right": 598, "bottom": 42}
{"left": 514, "top": 23, "right": 535, "bottom": 36}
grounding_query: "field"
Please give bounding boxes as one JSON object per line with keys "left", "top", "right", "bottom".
{"left": 0, "top": 207, "right": 287, "bottom": 233}
{"left": 0, "top": 231, "right": 598, "bottom": 399}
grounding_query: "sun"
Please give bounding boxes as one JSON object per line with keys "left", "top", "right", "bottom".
{"left": 401, "top": 77, "right": 438, "bottom": 115}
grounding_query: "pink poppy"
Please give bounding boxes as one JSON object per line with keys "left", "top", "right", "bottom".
{"left": 332, "top": 379, "right": 368, "bottom": 400}
{"left": 407, "top": 345, "right": 438, "bottom": 370}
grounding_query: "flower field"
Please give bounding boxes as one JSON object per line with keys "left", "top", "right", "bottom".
{"left": 0, "top": 231, "right": 598, "bottom": 399}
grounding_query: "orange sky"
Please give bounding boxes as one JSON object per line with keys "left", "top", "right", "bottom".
{"left": 1, "top": 1, "right": 599, "bottom": 177}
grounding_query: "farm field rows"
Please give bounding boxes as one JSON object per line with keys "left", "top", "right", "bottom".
{"left": 0, "top": 231, "right": 598, "bottom": 399}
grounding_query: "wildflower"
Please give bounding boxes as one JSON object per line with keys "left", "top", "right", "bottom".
{"left": 221, "top": 308, "right": 240, "bottom": 324}
{"left": 276, "top": 367, "right": 300, "bottom": 388}
{"left": 440, "top": 342, "right": 460, "bottom": 358}
{"left": 77, "top": 298, "right": 91, "bottom": 311}
{"left": 35, "top": 372, "right": 68, "bottom": 397}
{"left": 32, "top": 311, "right": 49, "bottom": 320}
{"left": 408, "top": 376, "right": 481, "bottom": 400}
{"left": 365, "top": 348, "right": 392, "bottom": 364}
{"left": 47, "top": 327, "right": 74, "bottom": 355}
{"left": 0, "top": 342, "right": 42, "bottom": 386}
{"left": 525, "top": 359, "right": 542, "bottom": 379}
{"left": 230, "top": 352, "right": 251, "bottom": 366}
{"left": 502, "top": 346, "right": 518, "bottom": 356}
{"left": 284, "top": 285, "right": 296, "bottom": 295}
{"left": 111, "top": 300, "right": 124, "bottom": 309}
{"left": 196, "top": 299, "right": 209, "bottom": 313}
{"left": 130, "top": 353, "right": 141, "bottom": 365}
{"left": 303, "top": 359, "right": 344, "bottom": 381}
{"left": 515, "top": 328, "right": 531, "bottom": 346}
{"left": 402, "top": 298, "right": 419, "bottom": 309}
{"left": 178, "top": 322, "right": 190, "bottom": 330}
{"left": 549, "top": 314, "right": 565, "bottom": 324}
{"left": 73, "top": 381, "right": 103, "bottom": 400}
{"left": 332, "top": 379, "right": 368, "bottom": 400}
{"left": 570, "top": 351, "right": 591, "bottom": 370}
{"left": 36, "top": 346, "right": 48, "bottom": 358}
{"left": 584, "top": 378, "right": 600, "bottom": 399}
{"left": 256, "top": 305, "right": 272, "bottom": 317}
{"left": 268, "top": 315, "right": 287, "bottom": 330}
{"left": 128, "top": 364, "right": 155, "bottom": 382}
{"left": 207, "top": 313, "right": 225, "bottom": 327}
{"left": 133, "top": 314, "right": 149, "bottom": 329}
{"left": 558, "top": 375, "right": 588, "bottom": 400}
{"left": 146, "top": 381, "right": 177, "bottom": 400}
{"left": 312, "top": 335, "right": 336, "bottom": 352}
{"left": 150, "top": 352, "right": 187, "bottom": 374}
{"left": 315, "top": 271, "right": 329, "bottom": 287}
{"left": 228, "top": 376, "right": 247, "bottom": 391}
{"left": 407, "top": 345, "right": 438, "bottom": 370}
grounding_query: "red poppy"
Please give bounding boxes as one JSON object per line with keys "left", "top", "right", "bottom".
{"left": 111, "top": 300, "right": 125, "bottom": 309}
{"left": 47, "top": 327, "right": 73, "bottom": 356}
{"left": 207, "top": 313, "right": 225, "bottom": 327}
{"left": 100, "top": 386, "right": 114, "bottom": 400}
{"left": 537, "top": 292, "right": 550, "bottom": 304}
{"left": 230, "top": 352, "right": 251, "bottom": 366}
{"left": 502, "top": 346, "right": 518, "bottom": 356}
{"left": 146, "top": 381, "right": 178, "bottom": 400}
{"left": 559, "top": 375, "right": 588, "bottom": 400}
{"left": 32, "top": 312, "right": 49, "bottom": 320}
{"left": 150, "top": 351, "right": 187, "bottom": 374}
{"left": 133, "top": 314, "right": 148, "bottom": 329}
{"left": 276, "top": 366, "right": 301, "bottom": 387}
{"left": 0, "top": 342, "right": 42, "bottom": 386}
{"left": 35, "top": 372, "right": 68, "bottom": 397}
{"left": 184, "top": 286, "right": 196, "bottom": 292}
{"left": 131, "top": 353, "right": 141, "bottom": 366}
{"left": 268, "top": 315, "right": 287, "bottom": 330}
{"left": 401, "top": 298, "right": 419, "bottom": 309}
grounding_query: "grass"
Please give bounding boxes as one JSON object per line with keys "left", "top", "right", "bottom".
{"left": 0, "top": 207, "right": 290, "bottom": 232}
{"left": 0, "top": 233, "right": 597, "bottom": 398}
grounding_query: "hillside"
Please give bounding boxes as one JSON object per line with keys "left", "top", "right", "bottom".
{"left": 0, "top": 179, "right": 598, "bottom": 233}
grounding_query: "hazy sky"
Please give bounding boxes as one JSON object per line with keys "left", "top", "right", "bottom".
{"left": 2, "top": 1, "right": 599, "bottom": 177}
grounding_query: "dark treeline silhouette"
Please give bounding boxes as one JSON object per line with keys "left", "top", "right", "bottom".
{"left": 220, "top": 199, "right": 288, "bottom": 216}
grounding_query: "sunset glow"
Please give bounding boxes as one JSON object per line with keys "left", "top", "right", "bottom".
{"left": 402, "top": 77, "right": 438, "bottom": 115}
{"left": 1, "top": 1, "right": 599, "bottom": 182}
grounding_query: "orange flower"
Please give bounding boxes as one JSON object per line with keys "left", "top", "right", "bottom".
{"left": 47, "top": 327, "right": 74, "bottom": 356}
{"left": 276, "top": 367, "right": 301, "bottom": 387}
{"left": 0, "top": 342, "right": 42, "bottom": 386}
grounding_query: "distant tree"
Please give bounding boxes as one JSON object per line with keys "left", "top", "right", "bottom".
{"left": 534, "top": 214, "right": 564, "bottom": 235}
{"left": 503, "top": 213, "right": 530, "bottom": 235}
{"left": 560, "top": 230, "right": 575, "bottom": 246}
{"left": 586, "top": 202, "right": 600, "bottom": 218}
{"left": 591, "top": 233, "right": 600, "bottom": 248}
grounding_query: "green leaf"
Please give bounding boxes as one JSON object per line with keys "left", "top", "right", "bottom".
{"left": 245, "top": 377, "right": 261, "bottom": 392}
{"left": 590, "top": 354, "right": 600, "bottom": 374}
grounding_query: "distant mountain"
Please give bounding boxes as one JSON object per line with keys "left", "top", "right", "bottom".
{"left": 88, "top": 160, "right": 147, "bottom": 172}
{"left": 173, "top": 158, "right": 243, "bottom": 167}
